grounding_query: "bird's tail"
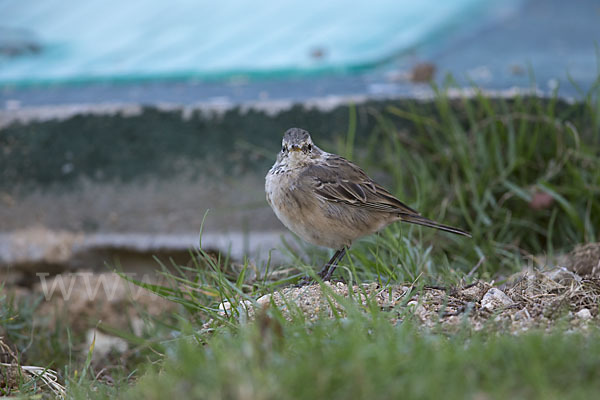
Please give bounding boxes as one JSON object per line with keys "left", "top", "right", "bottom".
{"left": 399, "top": 213, "right": 471, "bottom": 238}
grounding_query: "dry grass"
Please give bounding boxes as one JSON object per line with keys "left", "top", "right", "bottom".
{"left": 0, "top": 336, "right": 66, "bottom": 398}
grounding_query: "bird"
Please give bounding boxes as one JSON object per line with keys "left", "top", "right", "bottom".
{"left": 265, "top": 127, "right": 470, "bottom": 282}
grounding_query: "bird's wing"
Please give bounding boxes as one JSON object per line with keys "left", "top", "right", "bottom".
{"left": 302, "top": 156, "right": 420, "bottom": 215}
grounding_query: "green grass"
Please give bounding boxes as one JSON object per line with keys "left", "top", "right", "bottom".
{"left": 338, "top": 82, "right": 600, "bottom": 282}
{"left": 123, "top": 312, "right": 600, "bottom": 400}
{"left": 2, "top": 75, "right": 600, "bottom": 398}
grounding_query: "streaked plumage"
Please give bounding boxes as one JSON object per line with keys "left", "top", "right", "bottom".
{"left": 265, "top": 127, "right": 470, "bottom": 281}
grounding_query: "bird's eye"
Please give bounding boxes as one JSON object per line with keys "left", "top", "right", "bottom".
{"left": 307, "top": 144, "right": 312, "bottom": 152}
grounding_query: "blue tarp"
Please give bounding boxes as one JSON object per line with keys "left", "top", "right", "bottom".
{"left": 0, "top": 0, "right": 514, "bottom": 84}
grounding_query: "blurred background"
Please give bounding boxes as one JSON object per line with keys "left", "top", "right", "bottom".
{"left": 1, "top": 0, "right": 599, "bottom": 282}
{"left": 1, "top": 0, "right": 599, "bottom": 106}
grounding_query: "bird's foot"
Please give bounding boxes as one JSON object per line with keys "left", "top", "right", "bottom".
{"left": 294, "top": 269, "right": 333, "bottom": 287}
{"left": 294, "top": 275, "right": 314, "bottom": 287}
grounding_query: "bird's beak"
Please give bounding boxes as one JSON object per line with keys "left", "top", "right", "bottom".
{"left": 290, "top": 145, "right": 301, "bottom": 152}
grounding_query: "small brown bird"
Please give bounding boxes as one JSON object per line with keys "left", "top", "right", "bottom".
{"left": 265, "top": 128, "right": 470, "bottom": 281}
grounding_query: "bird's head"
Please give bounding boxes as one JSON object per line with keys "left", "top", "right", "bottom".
{"left": 279, "top": 128, "right": 321, "bottom": 165}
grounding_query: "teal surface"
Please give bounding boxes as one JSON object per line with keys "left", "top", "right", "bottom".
{"left": 0, "top": 0, "right": 508, "bottom": 84}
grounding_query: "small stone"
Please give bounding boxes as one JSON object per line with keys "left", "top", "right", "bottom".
{"left": 256, "top": 294, "right": 272, "bottom": 306}
{"left": 481, "top": 288, "right": 513, "bottom": 311}
{"left": 218, "top": 301, "right": 232, "bottom": 313}
{"left": 576, "top": 308, "right": 592, "bottom": 320}
{"left": 512, "top": 307, "right": 531, "bottom": 321}
{"left": 459, "top": 282, "right": 489, "bottom": 302}
{"left": 218, "top": 300, "right": 253, "bottom": 316}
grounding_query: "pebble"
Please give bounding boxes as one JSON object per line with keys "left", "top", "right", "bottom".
{"left": 575, "top": 308, "right": 592, "bottom": 320}
{"left": 459, "top": 282, "right": 488, "bottom": 302}
{"left": 481, "top": 288, "right": 513, "bottom": 311}
{"left": 513, "top": 307, "right": 531, "bottom": 321}
{"left": 218, "top": 300, "right": 253, "bottom": 316}
{"left": 256, "top": 294, "right": 272, "bottom": 306}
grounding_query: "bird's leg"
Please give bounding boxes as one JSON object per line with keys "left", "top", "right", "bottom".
{"left": 295, "top": 247, "right": 347, "bottom": 287}
{"left": 318, "top": 247, "right": 347, "bottom": 281}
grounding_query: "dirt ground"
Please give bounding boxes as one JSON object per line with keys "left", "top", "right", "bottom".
{"left": 6, "top": 242, "right": 600, "bottom": 335}
{"left": 222, "top": 243, "right": 600, "bottom": 332}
